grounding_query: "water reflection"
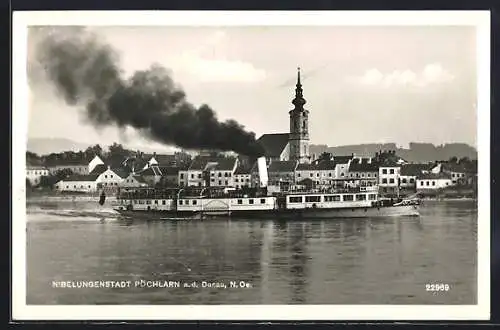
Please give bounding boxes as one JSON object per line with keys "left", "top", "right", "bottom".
{"left": 27, "top": 202, "right": 477, "bottom": 305}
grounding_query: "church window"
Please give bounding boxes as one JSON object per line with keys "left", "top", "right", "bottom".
{"left": 303, "top": 120, "right": 306, "bottom": 129}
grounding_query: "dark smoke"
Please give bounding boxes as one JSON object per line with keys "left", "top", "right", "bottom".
{"left": 33, "top": 28, "right": 265, "bottom": 157}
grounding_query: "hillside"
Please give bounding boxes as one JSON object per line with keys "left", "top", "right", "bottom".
{"left": 309, "top": 142, "right": 477, "bottom": 162}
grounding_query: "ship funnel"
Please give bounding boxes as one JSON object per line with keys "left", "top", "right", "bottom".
{"left": 257, "top": 157, "right": 268, "bottom": 188}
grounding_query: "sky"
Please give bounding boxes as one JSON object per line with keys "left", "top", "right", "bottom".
{"left": 27, "top": 25, "right": 477, "bottom": 151}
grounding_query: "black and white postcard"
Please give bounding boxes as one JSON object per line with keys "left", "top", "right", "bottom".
{"left": 12, "top": 10, "right": 490, "bottom": 320}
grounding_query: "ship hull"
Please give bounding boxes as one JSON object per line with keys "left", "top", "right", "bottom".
{"left": 113, "top": 205, "right": 419, "bottom": 220}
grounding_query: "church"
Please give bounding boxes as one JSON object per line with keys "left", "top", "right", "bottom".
{"left": 257, "top": 67, "right": 311, "bottom": 164}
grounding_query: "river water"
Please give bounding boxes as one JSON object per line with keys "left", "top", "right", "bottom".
{"left": 26, "top": 200, "right": 477, "bottom": 305}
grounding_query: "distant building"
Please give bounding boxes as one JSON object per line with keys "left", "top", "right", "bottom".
{"left": 55, "top": 174, "right": 99, "bottom": 193}
{"left": 399, "top": 163, "right": 432, "bottom": 190}
{"left": 45, "top": 156, "right": 90, "bottom": 175}
{"left": 88, "top": 155, "right": 105, "bottom": 174}
{"left": 416, "top": 172, "right": 453, "bottom": 190}
{"left": 234, "top": 166, "right": 252, "bottom": 189}
{"left": 121, "top": 173, "right": 148, "bottom": 188}
{"left": 267, "top": 160, "right": 298, "bottom": 189}
{"left": 26, "top": 166, "right": 49, "bottom": 186}
{"left": 347, "top": 157, "right": 378, "bottom": 189}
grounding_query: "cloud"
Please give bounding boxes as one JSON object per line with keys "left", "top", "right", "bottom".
{"left": 351, "top": 63, "right": 454, "bottom": 88}
{"left": 175, "top": 30, "right": 267, "bottom": 83}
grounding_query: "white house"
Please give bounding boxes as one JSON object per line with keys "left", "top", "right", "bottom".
{"left": 333, "top": 156, "right": 352, "bottom": 179}
{"left": 399, "top": 163, "right": 432, "bottom": 189}
{"left": 121, "top": 173, "right": 149, "bottom": 188}
{"left": 416, "top": 173, "right": 453, "bottom": 190}
{"left": 208, "top": 158, "right": 238, "bottom": 187}
{"left": 378, "top": 164, "right": 401, "bottom": 195}
{"left": 88, "top": 155, "right": 105, "bottom": 173}
{"left": 26, "top": 166, "right": 49, "bottom": 186}
{"left": 234, "top": 166, "right": 252, "bottom": 189}
{"left": 178, "top": 169, "right": 189, "bottom": 187}
{"left": 55, "top": 175, "right": 99, "bottom": 193}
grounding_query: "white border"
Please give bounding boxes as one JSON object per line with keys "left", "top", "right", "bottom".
{"left": 12, "top": 10, "right": 491, "bottom": 321}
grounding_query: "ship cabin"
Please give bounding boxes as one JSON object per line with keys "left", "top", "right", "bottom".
{"left": 176, "top": 186, "right": 275, "bottom": 214}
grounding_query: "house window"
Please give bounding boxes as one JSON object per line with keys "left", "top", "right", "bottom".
{"left": 191, "top": 174, "right": 194, "bottom": 179}
{"left": 249, "top": 199, "right": 254, "bottom": 204}
{"left": 297, "top": 173, "right": 301, "bottom": 178}
{"left": 289, "top": 196, "right": 302, "bottom": 203}
{"left": 110, "top": 175, "right": 113, "bottom": 178}
{"left": 260, "top": 198, "right": 266, "bottom": 204}
{"left": 198, "top": 174, "right": 201, "bottom": 179}
{"left": 382, "top": 169, "right": 387, "bottom": 174}
{"left": 66, "top": 185, "right": 69, "bottom": 188}
{"left": 402, "top": 178, "right": 407, "bottom": 184}
{"left": 218, "top": 180, "right": 222, "bottom": 185}
{"left": 192, "top": 200, "right": 197, "bottom": 205}
{"left": 73, "top": 185, "right": 76, "bottom": 188}
{"left": 180, "top": 174, "right": 184, "bottom": 179}
{"left": 88, "top": 185, "right": 91, "bottom": 188}
{"left": 341, "top": 173, "right": 344, "bottom": 177}
{"left": 310, "top": 173, "right": 313, "bottom": 177}
{"left": 389, "top": 178, "right": 395, "bottom": 184}
{"left": 225, "top": 180, "right": 228, "bottom": 185}
{"left": 382, "top": 178, "right": 387, "bottom": 184}
{"left": 410, "top": 178, "right": 415, "bottom": 183}
{"left": 104, "top": 175, "right": 107, "bottom": 178}
{"left": 154, "top": 200, "right": 158, "bottom": 204}
{"left": 218, "top": 173, "right": 222, "bottom": 177}
{"left": 420, "top": 181, "right": 424, "bottom": 186}
{"left": 361, "top": 173, "right": 365, "bottom": 178}
{"left": 426, "top": 181, "right": 430, "bottom": 186}
{"left": 179, "top": 200, "right": 183, "bottom": 205}
{"left": 432, "top": 181, "right": 436, "bottom": 186}
{"left": 390, "top": 169, "right": 394, "bottom": 174}
{"left": 329, "top": 173, "right": 332, "bottom": 177}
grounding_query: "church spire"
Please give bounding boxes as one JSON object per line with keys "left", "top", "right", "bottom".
{"left": 292, "top": 67, "right": 306, "bottom": 109}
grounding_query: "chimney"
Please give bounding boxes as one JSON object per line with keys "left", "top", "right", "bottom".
{"left": 107, "top": 165, "right": 110, "bottom": 170}
{"left": 257, "top": 157, "right": 269, "bottom": 188}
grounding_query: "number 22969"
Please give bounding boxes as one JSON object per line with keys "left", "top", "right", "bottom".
{"left": 426, "top": 283, "right": 450, "bottom": 292}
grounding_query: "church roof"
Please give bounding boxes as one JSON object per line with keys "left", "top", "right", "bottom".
{"left": 268, "top": 160, "right": 298, "bottom": 173}
{"left": 257, "top": 133, "right": 289, "bottom": 158}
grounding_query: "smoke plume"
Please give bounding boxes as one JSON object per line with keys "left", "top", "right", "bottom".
{"left": 32, "top": 28, "right": 265, "bottom": 157}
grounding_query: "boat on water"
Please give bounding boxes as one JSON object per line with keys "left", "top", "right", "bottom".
{"left": 111, "top": 156, "right": 419, "bottom": 220}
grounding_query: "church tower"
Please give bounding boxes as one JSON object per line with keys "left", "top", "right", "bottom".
{"left": 288, "top": 67, "right": 310, "bottom": 163}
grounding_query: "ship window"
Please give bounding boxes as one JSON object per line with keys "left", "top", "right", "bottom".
{"left": 237, "top": 199, "right": 243, "bottom": 204}
{"left": 305, "top": 196, "right": 321, "bottom": 203}
{"left": 146, "top": 200, "right": 151, "bottom": 205}
{"left": 343, "top": 194, "right": 354, "bottom": 201}
{"left": 249, "top": 199, "right": 254, "bottom": 204}
{"left": 324, "top": 195, "right": 341, "bottom": 202}
{"left": 162, "top": 200, "right": 166, "bottom": 205}
{"left": 289, "top": 196, "right": 302, "bottom": 203}
{"left": 192, "top": 200, "right": 197, "bottom": 205}
{"left": 154, "top": 200, "right": 158, "bottom": 204}
{"left": 356, "top": 194, "right": 366, "bottom": 201}
{"left": 260, "top": 198, "right": 266, "bottom": 204}
{"left": 179, "top": 200, "right": 183, "bottom": 205}
{"left": 368, "top": 194, "right": 377, "bottom": 200}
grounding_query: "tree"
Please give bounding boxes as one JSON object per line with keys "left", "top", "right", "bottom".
{"left": 318, "top": 152, "right": 332, "bottom": 161}
{"left": 448, "top": 156, "right": 458, "bottom": 164}
{"left": 54, "top": 168, "right": 74, "bottom": 180}
{"left": 85, "top": 144, "right": 103, "bottom": 157}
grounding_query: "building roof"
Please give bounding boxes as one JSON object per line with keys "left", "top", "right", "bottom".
{"left": 296, "top": 163, "right": 315, "bottom": 171}
{"left": 214, "top": 157, "right": 237, "bottom": 171}
{"left": 348, "top": 158, "right": 378, "bottom": 172}
{"left": 234, "top": 165, "right": 251, "bottom": 175}
{"left": 138, "top": 165, "right": 162, "bottom": 176}
{"left": 27, "top": 165, "right": 47, "bottom": 170}
{"left": 417, "top": 172, "right": 451, "bottom": 180}
{"left": 103, "top": 155, "right": 128, "bottom": 169}
{"left": 268, "top": 160, "right": 298, "bottom": 173}
{"left": 89, "top": 164, "right": 107, "bottom": 176}
{"left": 151, "top": 154, "right": 176, "bottom": 166}
{"left": 132, "top": 175, "right": 147, "bottom": 184}
{"left": 442, "top": 162, "right": 467, "bottom": 173}
{"left": 257, "top": 133, "right": 290, "bottom": 158}
{"left": 159, "top": 166, "right": 180, "bottom": 176}
{"left": 332, "top": 155, "right": 352, "bottom": 164}
{"left": 400, "top": 163, "right": 432, "bottom": 176}
{"left": 63, "top": 174, "right": 99, "bottom": 182}
{"left": 111, "top": 167, "right": 130, "bottom": 179}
